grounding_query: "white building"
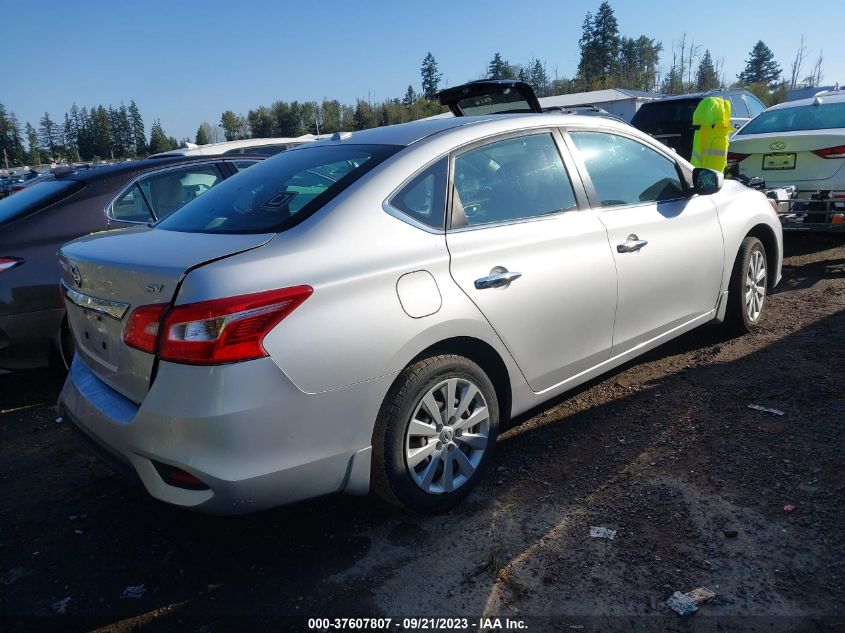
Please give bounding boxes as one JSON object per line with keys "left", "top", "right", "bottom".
{"left": 539, "top": 88, "right": 663, "bottom": 121}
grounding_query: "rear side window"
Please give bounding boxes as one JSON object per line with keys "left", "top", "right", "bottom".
{"left": 729, "top": 95, "right": 749, "bottom": 118}
{"left": 737, "top": 102, "right": 845, "bottom": 134}
{"left": 389, "top": 158, "right": 447, "bottom": 229}
{"left": 745, "top": 95, "right": 766, "bottom": 117}
{"left": 570, "top": 132, "right": 685, "bottom": 207}
{"left": 453, "top": 133, "right": 577, "bottom": 227}
{"left": 111, "top": 164, "right": 224, "bottom": 223}
{"left": 157, "top": 144, "right": 400, "bottom": 234}
{"left": 0, "top": 180, "right": 84, "bottom": 226}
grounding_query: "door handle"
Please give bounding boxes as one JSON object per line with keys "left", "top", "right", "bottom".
{"left": 474, "top": 270, "right": 522, "bottom": 290}
{"left": 617, "top": 234, "right": 648, "bottom": 253}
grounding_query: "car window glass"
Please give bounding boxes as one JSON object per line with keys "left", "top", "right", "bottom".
{"left": 137, "top": 165, "right": 222, "bottom": 220}
{"left": 745, "top": 95, "right": 766, "bottom": 117}
{"left": 231, "top": 160, "right": 260, "bottom": 172}
{"left": 737, "top": 102, "right": 845, "bottom": 134}
{"left": 570, "top": 132, "right": 685, "bottom": 207}
{"left": 110, "top": 184, "right": 153, "bottom": 223}
{"left": 729, "top": 95, "right": 749, "bottom": 118}
{"left": 157, "top": 145, "right": 399, "bottom": 234}
{"left": 453, "top": 133, "right": 577, "bottom": 227}
{"left": 389, "top": 158, "right": 447, "bottom": 229}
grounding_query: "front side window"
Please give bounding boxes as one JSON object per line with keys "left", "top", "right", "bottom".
{"left": 157, "top": 144, "right": 400, "bottom": 234}
{"left": 389, "top": 158, "right": 447, "bottom": 229}
{"left": 452, "top": 133, "right": 577, "bottom": 227}
{"left": 570, "top": 131, "right": 685, "bottom": 208}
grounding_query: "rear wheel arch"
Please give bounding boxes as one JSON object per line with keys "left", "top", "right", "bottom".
{"left": 745, "top": 223, "right": 779, "bottom": 289}
{"left": 407, "top": 336, "right": 512, "bottom": 424}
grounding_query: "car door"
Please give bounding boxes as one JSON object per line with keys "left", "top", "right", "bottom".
{"left": 565, "top": 129, "right": 724, "bottom": 356}
{"left": 446, "top": 130, "right": 618, "bottom": 392}
{"left": 107, "top": 162, "right": 225, "bottom": 226}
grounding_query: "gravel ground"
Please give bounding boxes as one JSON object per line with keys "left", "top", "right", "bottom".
{"left": 0, "top": 233, "right": 843, "bottom": 633}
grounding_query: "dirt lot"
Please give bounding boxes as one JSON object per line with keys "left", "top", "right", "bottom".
{"left": 1, "top": 234, "right": 843, "bottom": 633}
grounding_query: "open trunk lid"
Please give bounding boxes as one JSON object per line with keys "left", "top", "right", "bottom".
{"left": 59, "top": 226, "right": 274, "bottom": 403}
{"left": 436, "top": 80, "right": 542, "bottom": 117}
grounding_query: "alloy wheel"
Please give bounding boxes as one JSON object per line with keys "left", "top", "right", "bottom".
{"left": 404, "top": 377, "right": 490, "bottom": 494}
{"left": 745, "top": 249, "right": 767, "bottom": 322}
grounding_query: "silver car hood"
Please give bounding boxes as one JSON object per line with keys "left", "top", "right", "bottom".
{"left": 59, "top": 226, "right": 274, "bottom": 403}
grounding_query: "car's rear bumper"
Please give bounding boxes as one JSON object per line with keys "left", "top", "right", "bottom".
{"left": 59, "top": 355, "right": 388, "bottom": 514}
{"left": 0, "top": 308, "right": 64, "bottom": 370}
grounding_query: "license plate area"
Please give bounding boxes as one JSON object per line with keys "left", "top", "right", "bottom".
{"left": 762, "top": 152, "right": 796, "bottom": 170}
{"left": 66, "top": 304, "right": 122, "bottom": 371}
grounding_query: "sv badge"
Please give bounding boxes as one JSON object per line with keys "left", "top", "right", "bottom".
{"left": 145, "top": 284, "right": 165, "bottom": 293}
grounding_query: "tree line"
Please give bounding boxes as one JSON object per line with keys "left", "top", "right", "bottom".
{"left": 0, "top": 100, "right": 181, "bottom": 168}
{"left": 3, "top": 1, "right": 829, "bottom": 167}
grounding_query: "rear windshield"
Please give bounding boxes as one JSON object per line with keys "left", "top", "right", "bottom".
{"left": 456, "top": 92, "right": 536, "bottom": 115}
{"left": 632, "top": 99, "right": 700, "bottom": 129}
{"left": 0, "top": 180, "right": 84, "bottom": 226}
{"left": 156, "top": 144, "right": 399, "bottom": 234}
{"left": 737, "top": 102, "right": 845, "bottom": 135}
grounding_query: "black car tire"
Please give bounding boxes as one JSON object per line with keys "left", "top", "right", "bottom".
{"left": 725, "top": 236, "right": 768, "bottom": 334}
{"left": 371, "top": 355, "right": 499, "bottom": 513}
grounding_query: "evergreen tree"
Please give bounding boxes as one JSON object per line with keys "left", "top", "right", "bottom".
{"left": 696, "top": 50, "right": 720, "bottom": 91}
{"left": 402, "top": 85, "right": 417, "bottom": 107}
{"left": 247, "top": 106, "right": 273, "bottom": 138}
{"left": 38, "top": 112, "right": 59, "bottom": 156}
{"left": 487, "top": 52, "right": 514, "bottom": 80}
{"left": 76, "top": 106, "right": 95, "bottom": 160}
{"left": 7, "top": 111, "right": 26, "bottom": 166}
{"left": 738, "top": 41, "right": 782, "bottom": 88}
{"left": 352, "top": 100, "right": 375, "bottom": 130}
{"left": 63, "top": 113, "right": 79, "bottom": 162}
{"left": 527, "top": 58, "right": 550, "bottom": 96}
{"left": 220, "top": 110, "right": 246, "bottom": 141}
{"left": 91, "top": 106, "right": 112, "bottom": 159}
{"left": 617, "top": 36, "right": 662, "bottom": 91}
{"left": 195, "top": 124, "right": 209, "bottom": 145}
{"left": 25, "top": 122, "right": 40, "bottom": 165}
{"left": 420, "top": 52, "right": 442, "bottom": 100}
{"left": 128, "top": 100, "right": 147, "bottom": 155}
{"left": 577, "top": 2, "right": 620, "bottom": 89}
{"left": 148, "top": 119, "right": 170, "bottom": 154}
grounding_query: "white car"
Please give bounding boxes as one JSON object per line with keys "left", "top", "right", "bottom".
{"left": 728, "top": 91, "right": 845, "bottom": 226}
{"left": 149, "top": 134, "right": 327, "bottom": 158}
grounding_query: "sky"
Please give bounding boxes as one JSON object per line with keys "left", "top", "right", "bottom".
{"left": 1, "top": 0, "right": 843, "bottom": 141}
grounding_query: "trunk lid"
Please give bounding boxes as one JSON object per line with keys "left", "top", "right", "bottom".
{"left": 435, "top": 80, "right": 542, "bottom": 117}
{"left": 730, "top": 130, "right": 845, "bottom": 183}
{"left": 59, "top": 226, "right": 274, "bottom": 403}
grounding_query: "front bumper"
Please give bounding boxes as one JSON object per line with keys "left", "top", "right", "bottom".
{"left": 59, "top": 355, "right": 387, "bottom": 514}
{"left": 0, "top": 308, "right": 64, "bottom": 370}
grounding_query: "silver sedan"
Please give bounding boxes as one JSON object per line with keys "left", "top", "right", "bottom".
{"left": 58, "top": 110, "right": 782, "bottom": 514}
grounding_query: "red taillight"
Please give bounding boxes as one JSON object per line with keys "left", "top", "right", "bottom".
{"left": 812, "top": 145, "right": 845, "bottom": 159}
{"left": 727, "top": 152, "right": 750, "bottom": 163}
{"left": 124, "top": 304, "right": 167, "bottom": 353}
{"left": 128, "top": 286, "right": 311, "bottom": 365}
{"left": 0, "top": 257, "right": 23, "bottom": 273}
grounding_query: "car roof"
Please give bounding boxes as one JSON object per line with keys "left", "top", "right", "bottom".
{"left": 149, "top": 135, "right": 327, "bottom": 158}
{"left": 648, "top": 88, "right": 750, "bottom": 103}
{"left": 765, "top": 90, "right": 845, "bottom": 111}
{"left": 52, "top": 154, "right": 266, "bottom": 183}
{"left": 302, "top": 112, "right": 635, "bottom": 150}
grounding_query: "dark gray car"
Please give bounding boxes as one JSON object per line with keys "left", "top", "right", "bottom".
{"left": 0, "top": 155, "right": 264, "bottom": 370}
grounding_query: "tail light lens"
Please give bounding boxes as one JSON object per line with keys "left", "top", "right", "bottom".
{"left": 124, "top": 286, "right": 312, "bottom": 364}
{"left": 727, "top": 152, "right": 750, "bottom": 163}
{"left": 0, "top": 257, "right": 24, "bottom": 273}
{"left": 124, "top": 304, "right": 167, "bottom": 353}
{"left": 812, "top": 145, "right": 845, "bottom": 159}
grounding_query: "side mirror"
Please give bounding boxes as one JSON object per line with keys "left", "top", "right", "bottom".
{"left": 693, "top": 167, "right": 724, "bottom": 195}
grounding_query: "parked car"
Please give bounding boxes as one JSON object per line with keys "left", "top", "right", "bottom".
{"left": 0, "top": 154, "right": 266, "bottom": 371}
{"left": 57, "top": 81, "right": 782, "bottom": 515}
{"left": 10, "top": 171, "right": 54, "bottom": 194}
{"left": 149, "top": 135, "right": 324, "bottom": 159}
{"left": 728, "top": 90, "right": 845, "bottom": 229}
{"left": 631, "top": 89, "right": 768, "bottom": 160}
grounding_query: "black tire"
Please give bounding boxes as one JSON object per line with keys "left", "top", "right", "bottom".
{"left": 59, "top": 319, "right": 75, "bottom": 370}
{"left": 371, "top": 354, "right": 499, "bottom": 513}
{"left": 725, "top": 236, "right": 768, "bottom": 334}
